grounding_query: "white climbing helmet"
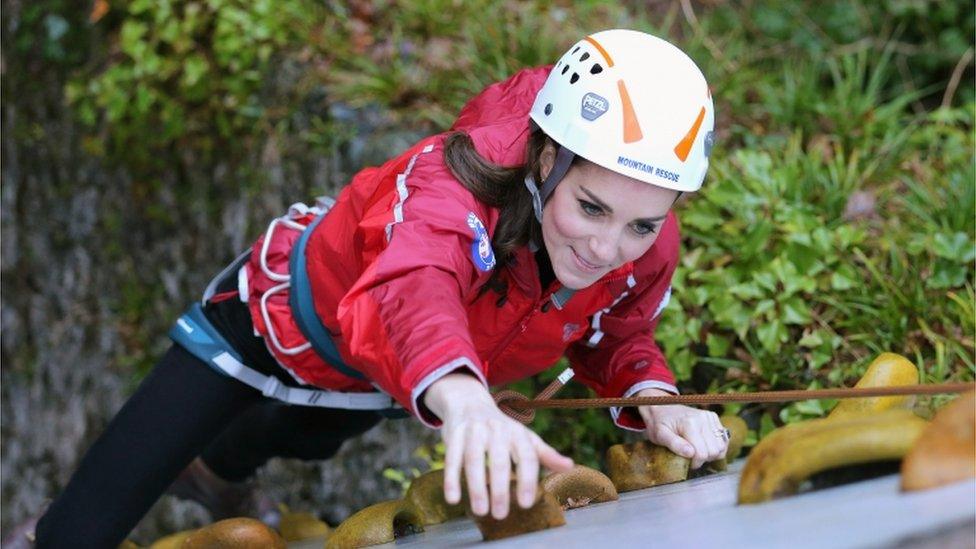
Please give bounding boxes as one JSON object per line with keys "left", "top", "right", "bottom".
{"left": 529, "top": 29, "right": 715, "bottom": 194}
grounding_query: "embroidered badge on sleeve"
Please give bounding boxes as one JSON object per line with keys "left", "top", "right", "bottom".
{"left": 466, "top": 212, "right": 495, "bottom": 272}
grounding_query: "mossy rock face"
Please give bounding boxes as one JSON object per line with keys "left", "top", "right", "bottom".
{"left": 829, "top": 353, "right": 919, "bottom": 419}
{"left": 404, "top": 468, "right": 466, "bottom": 525}
{"left": 606, "top": 441, "right": 690, "bottom": 492}
{"left": 738, "top": 409, "right": 928, "bottom": 504}
{"left": 278, "top": 510, "right": 331, "bottom": 542}
{"left": 470, "top": 482, "right": 565, "bottom": 541}
{"left": 181, "top": 518, "right": 286, "bottom": 548}
{"left": 902, "top": 391, "right": 976, "bottom": 492}
{"left": 707, "top": 415, "right": 750, "bottom": 472}
{"left": 326, "top": 500, "right": 423, "bottom": 549}
{"left": 542, "top": 465, "right": 618, "bottom": 509}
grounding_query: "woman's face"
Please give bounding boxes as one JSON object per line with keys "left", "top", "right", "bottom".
{"left": 540, "top": 146, "right": 678, "bottom": 290}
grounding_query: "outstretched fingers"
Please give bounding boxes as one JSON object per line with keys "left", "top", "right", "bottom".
{"left": 443, "top": 426, "right": 466, "bottom": 504}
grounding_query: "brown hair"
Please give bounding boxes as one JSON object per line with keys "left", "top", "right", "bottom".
{"left": 443, "top": 128, "right": 551, "bottom": 270}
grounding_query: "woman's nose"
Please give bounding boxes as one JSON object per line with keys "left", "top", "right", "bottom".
{"left": 587, "top": 230, "right": 619, "bottom": 264}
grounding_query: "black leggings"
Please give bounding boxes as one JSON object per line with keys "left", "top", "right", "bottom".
{"left": 33, "top": 344, "right": 382, "bottom": 548}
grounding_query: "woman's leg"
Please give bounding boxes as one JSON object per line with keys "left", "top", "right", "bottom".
{"left": 34, "top": 344, "right": 260, "bottom": 549}
{"left": 201, "top": 401, "right": 384, "bottom": 482}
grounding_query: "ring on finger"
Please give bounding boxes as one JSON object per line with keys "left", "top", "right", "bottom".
{"left": 714, "top": 428, "right": 730, "bottom": 441}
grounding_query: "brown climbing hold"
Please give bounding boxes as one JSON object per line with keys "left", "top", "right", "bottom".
{"left": 828, "top": 353, "right": 919, "bottom": 420}
{"left": 278, "top": 509, "right": 331, "bottom": 542}
{"left": 403, "top": 468, "right": 466, "bottom": 525}
{"left": 606, "top": 441, "right": 690, "bottom": 492}
{"left": 471, "top": 481, "right": 565, "bottom": 541}
{"left": 326, "top": 499, "right": 423, "bottom": 549}
{"left": 541, "top": 465, "right": 618, "bottom": 509}
{"left": 738, "top": 409, "right": 928, "bottom": 504}
{"left": 902, "top": 391, "right": 976, "bottom": 491}
{"left": 181, "top": 518, "right": 286, "bottom": 548}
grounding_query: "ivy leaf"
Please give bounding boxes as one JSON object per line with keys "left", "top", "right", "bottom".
{"left": 781, "top": 297, "right": 813, "bottom": 325}
{"left": 706, "top": 333, "right": 731, "bottom": 357}
{"left": 933, "top": 232, "right": 975, "bottom": 262}
{"left": 119, "top": 21, "right": 149, "bottom": 60}
{"left": 756, "top": 319, "right": 787, "bottom": 352}
{"left": 830, "top": 263, "right": 858, "bottom": 290}
{"left": 798, "top": 330, "right": 824, "bottom": 347}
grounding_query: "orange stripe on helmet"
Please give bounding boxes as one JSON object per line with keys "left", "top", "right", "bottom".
{"left": 674, "top": 106, "right": 706, "bottom": 162}
{"left": 584, "top": 36, "right": 614, "bottom": 67}
{"left": 617, "top": 80, "right": 643, "bottom": 144}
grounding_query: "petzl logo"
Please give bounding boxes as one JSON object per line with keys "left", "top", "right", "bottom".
{"left": 466, "top": 212, "right": 495, "bottom": 272}
{"left": 581, "top": 93, "right": 608, "bottom": 121}
{"left": 703, "top": 131, "right": 715, "bottom": 157}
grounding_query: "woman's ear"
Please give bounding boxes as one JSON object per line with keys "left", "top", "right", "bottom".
{"left": 539, "top": 141, "right": 557, "bottom": 182}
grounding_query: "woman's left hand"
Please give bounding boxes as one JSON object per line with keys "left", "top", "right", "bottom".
{"left": 635, "top": 388, "right": 728, "bottom": 469}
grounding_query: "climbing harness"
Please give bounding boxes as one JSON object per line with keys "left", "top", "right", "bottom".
{"left": 170, "top": 197, "right": 406, "bottom": 415}
{"left": 170, "top": 303, "right": 398, "bottom": 410}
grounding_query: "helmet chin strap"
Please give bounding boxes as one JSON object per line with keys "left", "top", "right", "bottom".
{"left": 523, "top": 145, "right": 576, "bottom": 223}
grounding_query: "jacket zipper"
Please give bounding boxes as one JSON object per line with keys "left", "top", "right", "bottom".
{"left": 485, "top": 272, "right": 625, "bottom": 366}
{"left": 487, "top": 301, "right": 541, "bottom": 366}
{"left": 486, "top": 279, "right": 559, "bottom": 365}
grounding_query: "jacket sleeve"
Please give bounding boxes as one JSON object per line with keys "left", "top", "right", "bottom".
{"left": 336, "top": 143, "right": 493, "bottom": 427}
{"left": 565, "top": 215, "right": 681, "bottom": 431}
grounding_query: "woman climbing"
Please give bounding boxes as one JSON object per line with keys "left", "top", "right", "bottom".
{"left": 30, "top": 29, "right": 726, "bottom": 547}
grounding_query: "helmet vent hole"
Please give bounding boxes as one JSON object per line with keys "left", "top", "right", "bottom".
{"left": 544, "top": 103, "right": 553, "bottom": 115}
{"left": 570, "top": 72, "right": 579, "bottom": 84}
{"left": 590, "top": 64, "right": 603, "bottom": 75}
{"left": 572, "top": 46, "right": 580, "bottom": 54}
{"left": 579, "top": 52, "right": 590, "bottom": 61}
{"left": 561, "top": 65, "right": 569, "bottom": 75}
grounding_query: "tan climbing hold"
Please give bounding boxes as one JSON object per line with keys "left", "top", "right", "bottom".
{"left": 606, "top": 441, "right": 690, "bottom": 492}
{"left": 326, "top": 499, "right": 423, "bottom": 549}
{"left": 148, "top": 530, "right": 194, "bottom": 549}
{"left": 542, "top": 464, "right": 618, "bottom": 509}
{"left": 471, "top": 481, "right": 565, "bottom": 541}
{"left": 902, "top": 391, "right": 976, "bottom": 491}
{"left": 181, "top": 518, "right": 286, "bottom": 548}
{"left": 278, "top": 509, "right": 331, "bottom": 542}
{"left": 738, "top": 409, "right": 928, "bottom": 504}
{"left": 707, "top": 414, "right": 750, "bottom": 472}
{"left": 403, "top": 468, "right": 466, "bottom": 525}
{"left": 828, "top": 353, "right": 919, "bottom": 420}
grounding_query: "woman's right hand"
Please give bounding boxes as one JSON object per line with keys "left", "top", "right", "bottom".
{"left": 423, "top": 373, "right": 574, "bottom": 519}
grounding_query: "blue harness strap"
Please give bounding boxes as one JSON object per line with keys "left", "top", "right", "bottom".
{"left": 169, "top": 303, "right": 246, "bottom": 378}
{"left": 288, "top": 212, "right": 368, "bottom": 381}
{"left": 169, "top": 303, "right": 407, "bottom": 415}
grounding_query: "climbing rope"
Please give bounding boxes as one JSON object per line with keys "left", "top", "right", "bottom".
{"left": 493, "top": 373, "right": 974, "bottom": 425}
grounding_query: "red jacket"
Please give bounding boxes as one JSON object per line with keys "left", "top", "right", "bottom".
{"left": 243, "top": 67, "right": 679, "bottom": 430}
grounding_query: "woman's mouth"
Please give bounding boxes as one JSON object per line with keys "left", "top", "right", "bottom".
{"left": 571, "top": 247, "right": 602, "bottom": 272}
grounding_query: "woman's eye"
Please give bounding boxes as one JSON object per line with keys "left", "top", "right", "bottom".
{"left": 632, "top": 222, "right": 657, "bottom": 236}
{"left": 578, "top": 200, "right": 602, "bottom": 216}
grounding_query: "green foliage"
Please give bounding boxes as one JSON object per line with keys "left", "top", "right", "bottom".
{"left": 321, "top": 0, "right": 631, "bottom": 128}
{"left": 65, "top": 0, "right": 319, "bottom": 168}
{"left": 383, "top": 442, "right": 446, "bottom": 495}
